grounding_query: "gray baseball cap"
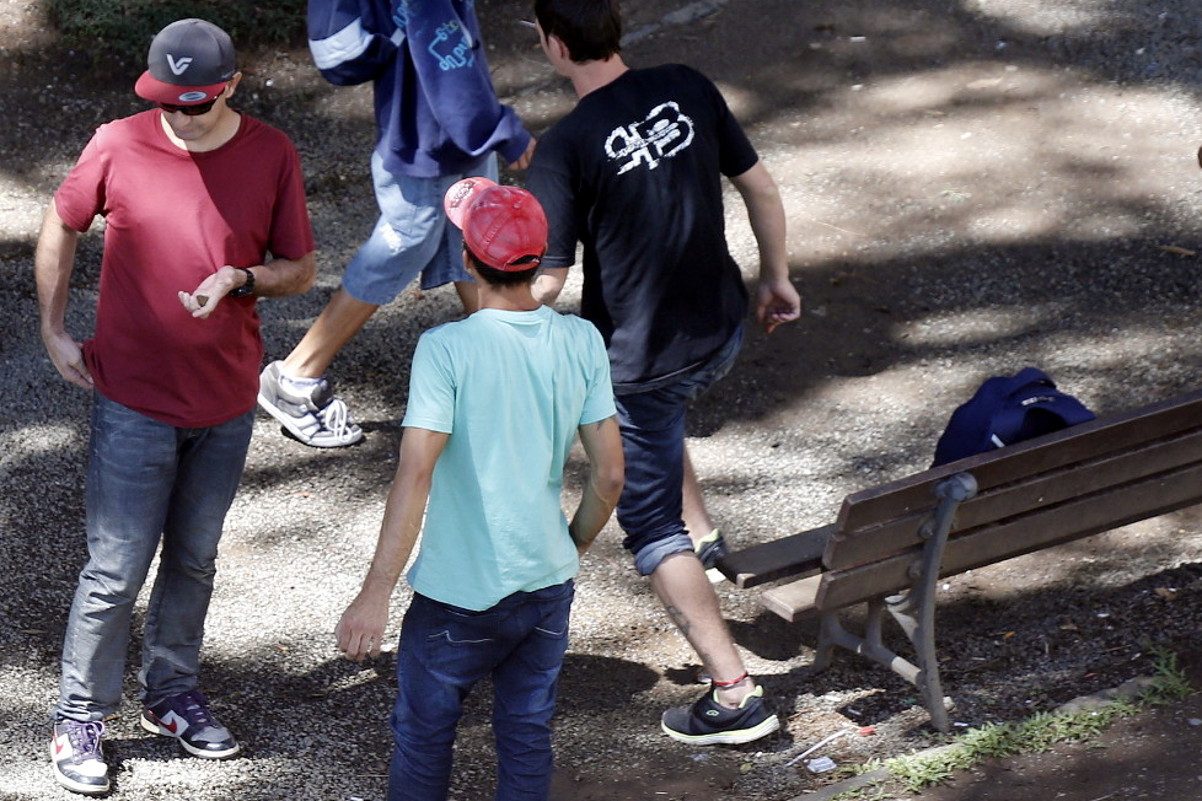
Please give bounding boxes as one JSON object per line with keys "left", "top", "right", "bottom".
{"left": 134, "top": 19, "right": 236, "bottom": 105}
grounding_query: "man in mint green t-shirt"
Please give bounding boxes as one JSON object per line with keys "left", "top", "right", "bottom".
{"left": 334, "top": 177, "right": 624, "bottom": 801}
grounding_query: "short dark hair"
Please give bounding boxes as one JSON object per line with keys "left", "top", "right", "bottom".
{"left": 464, "top": 247, "right": 540, "bottom": 287}
{"left": 534, "top": 0, "right": 622, "bottom": 63}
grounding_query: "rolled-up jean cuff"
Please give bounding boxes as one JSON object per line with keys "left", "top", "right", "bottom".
{"left": 632, "top": 533, "right": 695, "bottom": 576}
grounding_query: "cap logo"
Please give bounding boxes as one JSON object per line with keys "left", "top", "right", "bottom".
{"left": 447, "top": 181, "right": 474, "bottom": 209}
{"left": 176, "top": 90, "right": 209, "bottom": 102}
{"left": 166, "top": 54, "right": 194, "bottom": 75}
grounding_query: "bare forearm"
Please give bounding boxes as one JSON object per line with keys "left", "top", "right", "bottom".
{"left": 732, "top": 162, "right": 800, "bottom": 332}
{"left": 359, "top": 428, "right": 446, "bottom": 592}
{"left": 35, "top": 204, "right": 94, "bottom": 388}
{"left": 358, "top": 472, "right": 428, "bottom": 599}
{"left": 734, "top": 163, "right": 789, "bottom": 283}
{"left": 180, "top": 251, "right": 317, "bottom": 318}
{"left": 569, "top": 477, "right": 619, "bottom": 552}
{"left": 533, "top": 267, "right": 568, "bottom": 307}
{"left": 335, "top": 428, "right": 446, "bottom": 660}
{"left": 571, "top": 416, "right": 625, "bottom": 553}
{"left": 34, "top": 205, "right": 79, "bottom": 340}
{"left": 250, "top": 250, "right": 317, "bottom": 297}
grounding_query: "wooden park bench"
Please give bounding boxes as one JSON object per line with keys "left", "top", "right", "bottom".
{"left": 716, "top": 389, "right": 1202, "bottom": 731}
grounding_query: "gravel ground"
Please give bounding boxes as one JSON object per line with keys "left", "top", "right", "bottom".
{"left": 5, "top": 0, "right": 1202, "bottom": 799}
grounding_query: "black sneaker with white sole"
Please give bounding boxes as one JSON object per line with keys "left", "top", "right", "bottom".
{"left": 141, "top": 690, "right": 240, "bottom": 759}
{"left": 50, "top": 719, "right": 109, "bottom": 795}
{"left": 661, "top": 685, "right": 780, "bottom": 745}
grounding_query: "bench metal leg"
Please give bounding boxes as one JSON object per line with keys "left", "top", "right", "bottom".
{"left": 812, "top": 473, "right": 977, "bottom": 733}
{"left": 887, "top": 592, "right": 949, "bottom": 732}
{"left": 814, "top": 604, "right": 919, "bottom": 683}
{"left": 893, "top": 472, "right": 977, "bottom": 732}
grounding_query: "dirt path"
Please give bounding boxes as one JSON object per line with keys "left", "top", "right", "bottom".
{"left": 3, "top": 1, "right": 1202, "bottom": 799}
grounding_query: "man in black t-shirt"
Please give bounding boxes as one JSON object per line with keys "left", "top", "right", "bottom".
{"left": 527, "top": 0, "right": 801, "bottom": 746}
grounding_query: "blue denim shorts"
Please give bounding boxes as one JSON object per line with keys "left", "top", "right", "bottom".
{"left": 342, "top": 152, "right": 498, "bottom": 305}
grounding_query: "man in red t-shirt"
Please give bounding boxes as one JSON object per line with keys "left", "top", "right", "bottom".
{"left": 34, "top": 18, "right": 316, "bottom": 796}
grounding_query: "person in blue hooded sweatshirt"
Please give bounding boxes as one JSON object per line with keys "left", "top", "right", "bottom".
{"left": 257, "top": 0, "right": 537, "bottom": 448}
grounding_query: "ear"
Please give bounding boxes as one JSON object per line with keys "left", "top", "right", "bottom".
{"left": 547, "top": 33, "right": 570, "bottom": 61}
{"left": 536, "top": 22, "right": 569, "bottom": 61}
{"left": 225, "top": 72, "right": 243, "bottom": 97}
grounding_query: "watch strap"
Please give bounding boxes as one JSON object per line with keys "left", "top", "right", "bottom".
{"left": 230, "top": 267, "right": 256, "bottom": 297}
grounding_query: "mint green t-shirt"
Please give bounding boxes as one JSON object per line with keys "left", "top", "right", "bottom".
{"left": 402, "top": 306, "right": 616, "bottom": 610}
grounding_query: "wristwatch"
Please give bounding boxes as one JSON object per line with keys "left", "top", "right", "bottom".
{"left": 229, "top": 267, "right": 256, "bottom": 298}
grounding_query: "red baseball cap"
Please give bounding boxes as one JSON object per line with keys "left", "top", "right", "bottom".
{"left": 444, "top": 178, "right": 548, "bottom": 271}
{"left": 134, "top": 19, "right": 237, "bottom": 106}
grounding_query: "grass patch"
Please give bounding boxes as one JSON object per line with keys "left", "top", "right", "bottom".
{"left": 881, "top": 700, "right": 1139, "bottom": 792}
{"left": 835, "top": 648, "right": 1194, "bottom": 798}
{"left": 47, "top": 0, "right": 307, "bottom": 63}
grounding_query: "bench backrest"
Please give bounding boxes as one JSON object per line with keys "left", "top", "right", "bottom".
{"left": 815, "top": 389, "right": 1202, "bottom": 610}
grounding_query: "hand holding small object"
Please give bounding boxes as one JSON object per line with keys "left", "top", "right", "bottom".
{"left": 177, "top": 290, "right": 215, "bottom": 318}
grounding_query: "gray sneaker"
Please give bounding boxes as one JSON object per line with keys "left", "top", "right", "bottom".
{"left": 257, "top": 361, "right": 363, "bottom": 447}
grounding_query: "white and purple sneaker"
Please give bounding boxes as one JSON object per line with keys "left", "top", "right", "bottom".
{"left": 141, "top": 689, "right": 240, "bottom": 759}
{"left": 50, "top": 719, "right": 109, "bottom": 795}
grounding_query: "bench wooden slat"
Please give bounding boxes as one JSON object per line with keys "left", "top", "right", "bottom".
{"left": 814, "top": 459, "right": 1202, "bottom": 612}
{"left": 761, "top": 574, "right": 822, "bottom": 623}
{"left": 824, "top": 425, "right": 1202, "bottom": 570}
{"left": 833, "top": 390, "right": 1202, "bottom": 537}
{"left": 715, "top": 523, "right": 833, "bottom": 589}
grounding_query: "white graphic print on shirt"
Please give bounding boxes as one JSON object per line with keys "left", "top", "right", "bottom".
{"left": 605, "top": 101, "right": 695, "bottom": 175}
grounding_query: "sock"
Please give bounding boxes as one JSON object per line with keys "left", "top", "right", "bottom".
{"left": 280, "top": 372, "right": 323, "bottom": 391}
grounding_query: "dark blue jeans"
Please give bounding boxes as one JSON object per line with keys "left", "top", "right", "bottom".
{"left": 615, "top": 327, "right": 743, "bottom": 576}
{"left": 388, "top": 581, "right": 574, "bottom": 801}
{"left": 57, "top": 393, "right": 253, "bottom": 720}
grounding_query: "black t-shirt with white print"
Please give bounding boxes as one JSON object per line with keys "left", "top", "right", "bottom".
{"left": 528, "top": 64, "right": 760, "bottom": 390}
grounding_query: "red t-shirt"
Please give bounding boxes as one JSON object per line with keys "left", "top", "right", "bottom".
{"left": 55, "top": 110, "right": 315, "bottom": 427}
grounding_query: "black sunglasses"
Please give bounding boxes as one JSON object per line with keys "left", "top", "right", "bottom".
{"left": 157, "top": 96, "right": 220, "bottom": 116}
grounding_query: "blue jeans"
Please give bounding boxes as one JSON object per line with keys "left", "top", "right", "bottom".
{"left": 614, "top": 327, "right": 744, "bottom": 576}
{"left": 342, "top": 152, "right": 498, "bottom": 305}
{"left": 56, "top": 393, "right": 253, "bottom": 721}
{"left": 388, "top": 582, "right": 574, "bottom": 801}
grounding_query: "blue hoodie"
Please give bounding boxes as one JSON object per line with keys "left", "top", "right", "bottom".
{"left": 308, "top": 0, "right": 531, "bottom": 178}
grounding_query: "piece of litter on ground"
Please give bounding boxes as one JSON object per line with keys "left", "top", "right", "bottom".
{"left": 858, "top": 725, "right": 876, "bottom": 736}
{"left": 784, "top": 729, "right": 853, "bottom": 767}
{"left": 1158, "top": 244, "right": 1196, "bottom": 256}
{"left": 806, "top": 756, "right": 838, "bottom": 773}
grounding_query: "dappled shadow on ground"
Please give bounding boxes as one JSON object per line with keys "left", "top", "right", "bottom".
{"left": 7, "top": 0, "right": 1202, "bottom": 799}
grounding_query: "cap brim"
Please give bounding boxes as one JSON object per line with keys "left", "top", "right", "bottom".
{"left": 135, "top": 71, "right": 226, "bottom": 105}
{"left": 443, "top": 177, "right": 498, "bottom": 230}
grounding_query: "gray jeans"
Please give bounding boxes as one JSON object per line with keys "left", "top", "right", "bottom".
{"left": 56, "top": 393, "right": 252, "bottom": 721}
